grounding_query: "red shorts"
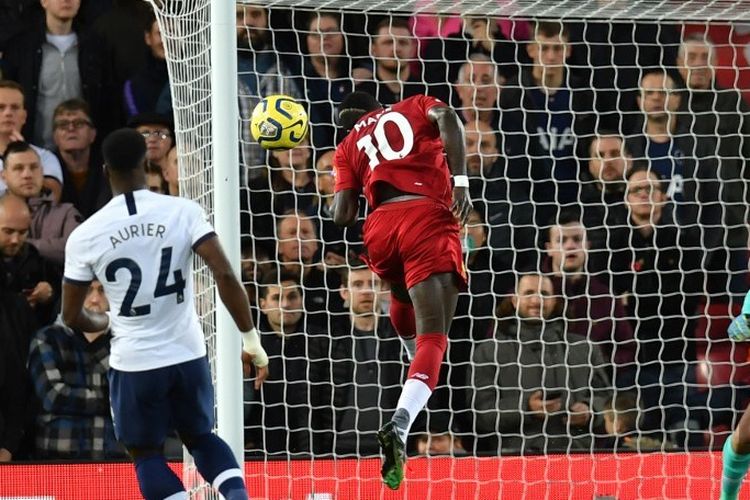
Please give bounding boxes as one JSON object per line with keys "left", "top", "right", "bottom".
{"left": 361, "top": 198, "right": 467, "bottom": 290}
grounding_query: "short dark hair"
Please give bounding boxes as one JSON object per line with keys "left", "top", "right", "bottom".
{"left": 338, "top": 91, "right": 381, "bottom": 132}
{"left": 1, "top": 141, "right": 35, "bottom": 165}
{"left": 339, "top": 256, "right": 370, "bottom": 283}
{"left": 531, "top": 20, "right": 568, "bottom": 40}
{"left": 102, "top": 128, "right": 148, "bottom": 172}
{"left": 372, "top": 17, "right": 411, "bottom": 36}
{"left": 257, "top": 268, "right": 301, "bottom": 300}
{"left": 53, "top": 98, "right": 92, "bottom": 121}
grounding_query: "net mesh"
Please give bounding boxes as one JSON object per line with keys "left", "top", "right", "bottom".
{"left": 148, "top": 0, "right": 750, "bottom": 497}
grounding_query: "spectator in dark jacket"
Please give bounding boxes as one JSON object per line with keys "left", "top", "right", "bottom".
{"left": 542, "top": 208, "right": 636, "bottom": 385}
{"left": 470, "top": 273, "right": 611, "bottom": 454}
{"left": 1, "top": 0, "right": 121, "bottom": 149}
{"left": 27, "top": 280, "right": 125, "bottom": 459}
{"left": 311, "top": 263, "right": 406, "bottom": 457}
{"left": 0, "top": 291, "right": 36, "bottom": 462}
{"left": 0, "top": 194, "right": 59, "bottom": 327}
{"left": 244, "top": 272, "right": 328, "bottom": 457}
{"left": 123, "top": 9, "right": 168, "bottom": 118}
{"left": 52, "top": 98, "right": 110, "bottom": 218}
{"left": 607, "top": 165, "right": 707, "bottom": 448}
{"left": 499, "top": 20, "right": 595, "bottom": 226}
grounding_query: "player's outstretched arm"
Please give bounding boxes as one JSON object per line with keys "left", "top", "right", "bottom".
{"left": 427, "top": 105, "right": 472, "bottom": 225}
{"left": 194, "top": 235, "right": 269, "bottom": 385}
{"left": 333, "top": 188, "right": 360, "bottom": 227}
{"left": 62, "top": 281, "right": 110, "bottom": 332}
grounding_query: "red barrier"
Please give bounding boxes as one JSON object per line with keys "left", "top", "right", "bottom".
{"left": 0, "top": 453, "right": 745, "bottom": 499}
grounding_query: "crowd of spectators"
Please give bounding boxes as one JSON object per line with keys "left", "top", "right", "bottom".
{"left": 1, "top": 0, "right": 750, "bottom": 461}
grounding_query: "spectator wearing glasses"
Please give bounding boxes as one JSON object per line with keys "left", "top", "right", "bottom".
{"left": 126, "top": 112, "right": 174, "bottom": 176}
{"left": 52, "top": 99, "right": 111, "bottom": 218}
{"left": 0, "top": 80, "right": 64, "bottom": 202}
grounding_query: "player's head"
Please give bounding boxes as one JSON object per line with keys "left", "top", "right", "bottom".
{"left": 338, "top": 91, "right": 382, "bottom": 133}
{"left": 102, "top": 128, "right": 149, "bottom": 194}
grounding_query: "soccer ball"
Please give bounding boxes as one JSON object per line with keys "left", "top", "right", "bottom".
{"left": 250, "top": 95, "right": 309, "bottom": 150}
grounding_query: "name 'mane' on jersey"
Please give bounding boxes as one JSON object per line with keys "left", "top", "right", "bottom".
{"left": 64, "top": 190, "right": 216, "bottom": 372}
{"left": 333, "top": 94, "right": 452, "bottom": 209}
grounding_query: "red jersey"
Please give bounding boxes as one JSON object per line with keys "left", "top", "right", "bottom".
{"left": 333, "top": 94, "right": 452, "bottom": 209}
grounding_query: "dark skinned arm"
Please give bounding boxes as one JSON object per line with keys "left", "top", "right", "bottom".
{"left": 427, "top": 105, "right": 472, "bottom": 225}
{"left": 332, "top": 188, "right": 360, "bottom": 227}
{"left": 194, "top": 235, "right": 268, "bottom": 387}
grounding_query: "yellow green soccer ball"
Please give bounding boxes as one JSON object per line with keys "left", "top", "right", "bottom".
{"left": 250, "top": 95, "right": 309, "bottom": 150}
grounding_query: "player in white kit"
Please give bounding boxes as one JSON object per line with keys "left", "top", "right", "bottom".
{"left": 61, "top": 128, "right": 268, "bottom": 500}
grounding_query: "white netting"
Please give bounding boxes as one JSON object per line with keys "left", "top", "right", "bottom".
{"left": 151, "top": 0, "right": 750, "bottom": 497}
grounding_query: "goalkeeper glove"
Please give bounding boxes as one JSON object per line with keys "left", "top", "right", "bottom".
{"left": 728, "top": 291, "right": 750, "bottom": 341}
{"left": 242, "top": 328, "right": 269, "bottom": 367}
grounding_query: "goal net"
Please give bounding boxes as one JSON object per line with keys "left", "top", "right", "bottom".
{"left": 149, "top": 0, "right": 750, "bottom": 498}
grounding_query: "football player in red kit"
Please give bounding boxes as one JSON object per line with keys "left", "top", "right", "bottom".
{"left": 333, "top": 91, "right": 471, "bottom": 489}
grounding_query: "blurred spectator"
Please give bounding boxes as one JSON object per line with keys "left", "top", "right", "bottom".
{"left": 422, "top": 16, "right": 526, "bottom": 104}
{"left": 1, "top": 141, "right": 81, "bottom": 265}
{"left": 127, "top": 112, "right": 173, "bottom": 174}
{"left": 627, "top": 68, "right": 737, "bottom": 301}
{"left": 499, "top": 20, "right": 594, "bottom": 226}
{"left": 608, "top": 165, "right": 707, "bottom": 448}
{"left": 566, "top": 21, "right": 679, "bottom": 130}
{"left": 162, "top": 145, "right": 178, "bottom": 196}
{"left": 676, "top": 33, "right": 750, "bottom": 300}
{"left": 312, "top": 149, "right": 364, "bottom": 270}
{"left": 90, "top": 0, "right": 152, "bottom": 84}
{"left": 454, "top": 54, "right": 503, "bottom": 129}
{"left": 313, "top": 262, "right": 405, "bottom": 456}
{"left": 470, "top": 273, "right": 610, "bottom": 454}
{"left": 462, "top": 122, "right": 536, "bottom": 277}
{"left": 2, "top": 0, "right": 120, "bottom": 149}
{"left": 27, "top": 280, "right": 126, "bottom": 459}
{"left": 0, "top": 194, "right": 59, "bottom": 327}
{"left": 580, "top": 129, "right": 631, "bottom": 256}
{"left": 542, "top": 208, "right": 635, "bottom": 385}
{"left": 123, "top": 9, "right": 168, "bottom": 118}
{"left": 601, "top": 391, "right": 674, "bottom": 452}
{"left": 0, "top": 0, "right": 40, "bottom": 54}
{"left": 236, "top": 4, "right": 302, "bottom": 171}
{"left": 295, "top": 11, "right": 372, "bottom": 150}
{"left": 244, "top": 271, "right": 328, "bottom": 456}
{"left": 240, "top": 237, "right": 273, "bottom": 311}
{"left": 625, "top": 70, "right": 685, "bottom": 201}
{"left": 0, "top": 80, "right": 64, "bottom": 201}
{"left": 52, "top": 98, "right": 110, "bottom": 218}
{"left": 0, "top": 288, "right": 35, "bottom": 462}
{"left": 356, "top": 18, "right": 427, "bottom": 105}
{"left": 414, "top": 412, "right": 466, "bottom": 456}
{"left": 243, "top": 138, "right": 316, "bottom": 244}
{"left": 144, "top": 161, "right": 167, "bottom": 194}
{"left": 275, "top": 210, "right": 343, "bottom": 321}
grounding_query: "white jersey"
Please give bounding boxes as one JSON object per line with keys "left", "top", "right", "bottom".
{"left": 64, "top": 189, "right": 215, "bottom": 372}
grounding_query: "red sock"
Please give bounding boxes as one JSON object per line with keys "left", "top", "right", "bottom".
{"left": 407, "top": 333, "right": 448, "bottom": 391}
{"left": 389, "top": 294, "right": 416, "bottom": 339}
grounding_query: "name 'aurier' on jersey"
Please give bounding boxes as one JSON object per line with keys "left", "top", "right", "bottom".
{"left": 335, "top": 94, "right": 453, "bottom": 209}
{"left": 63, "top": 189, "right": 215, "bottom": 372}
